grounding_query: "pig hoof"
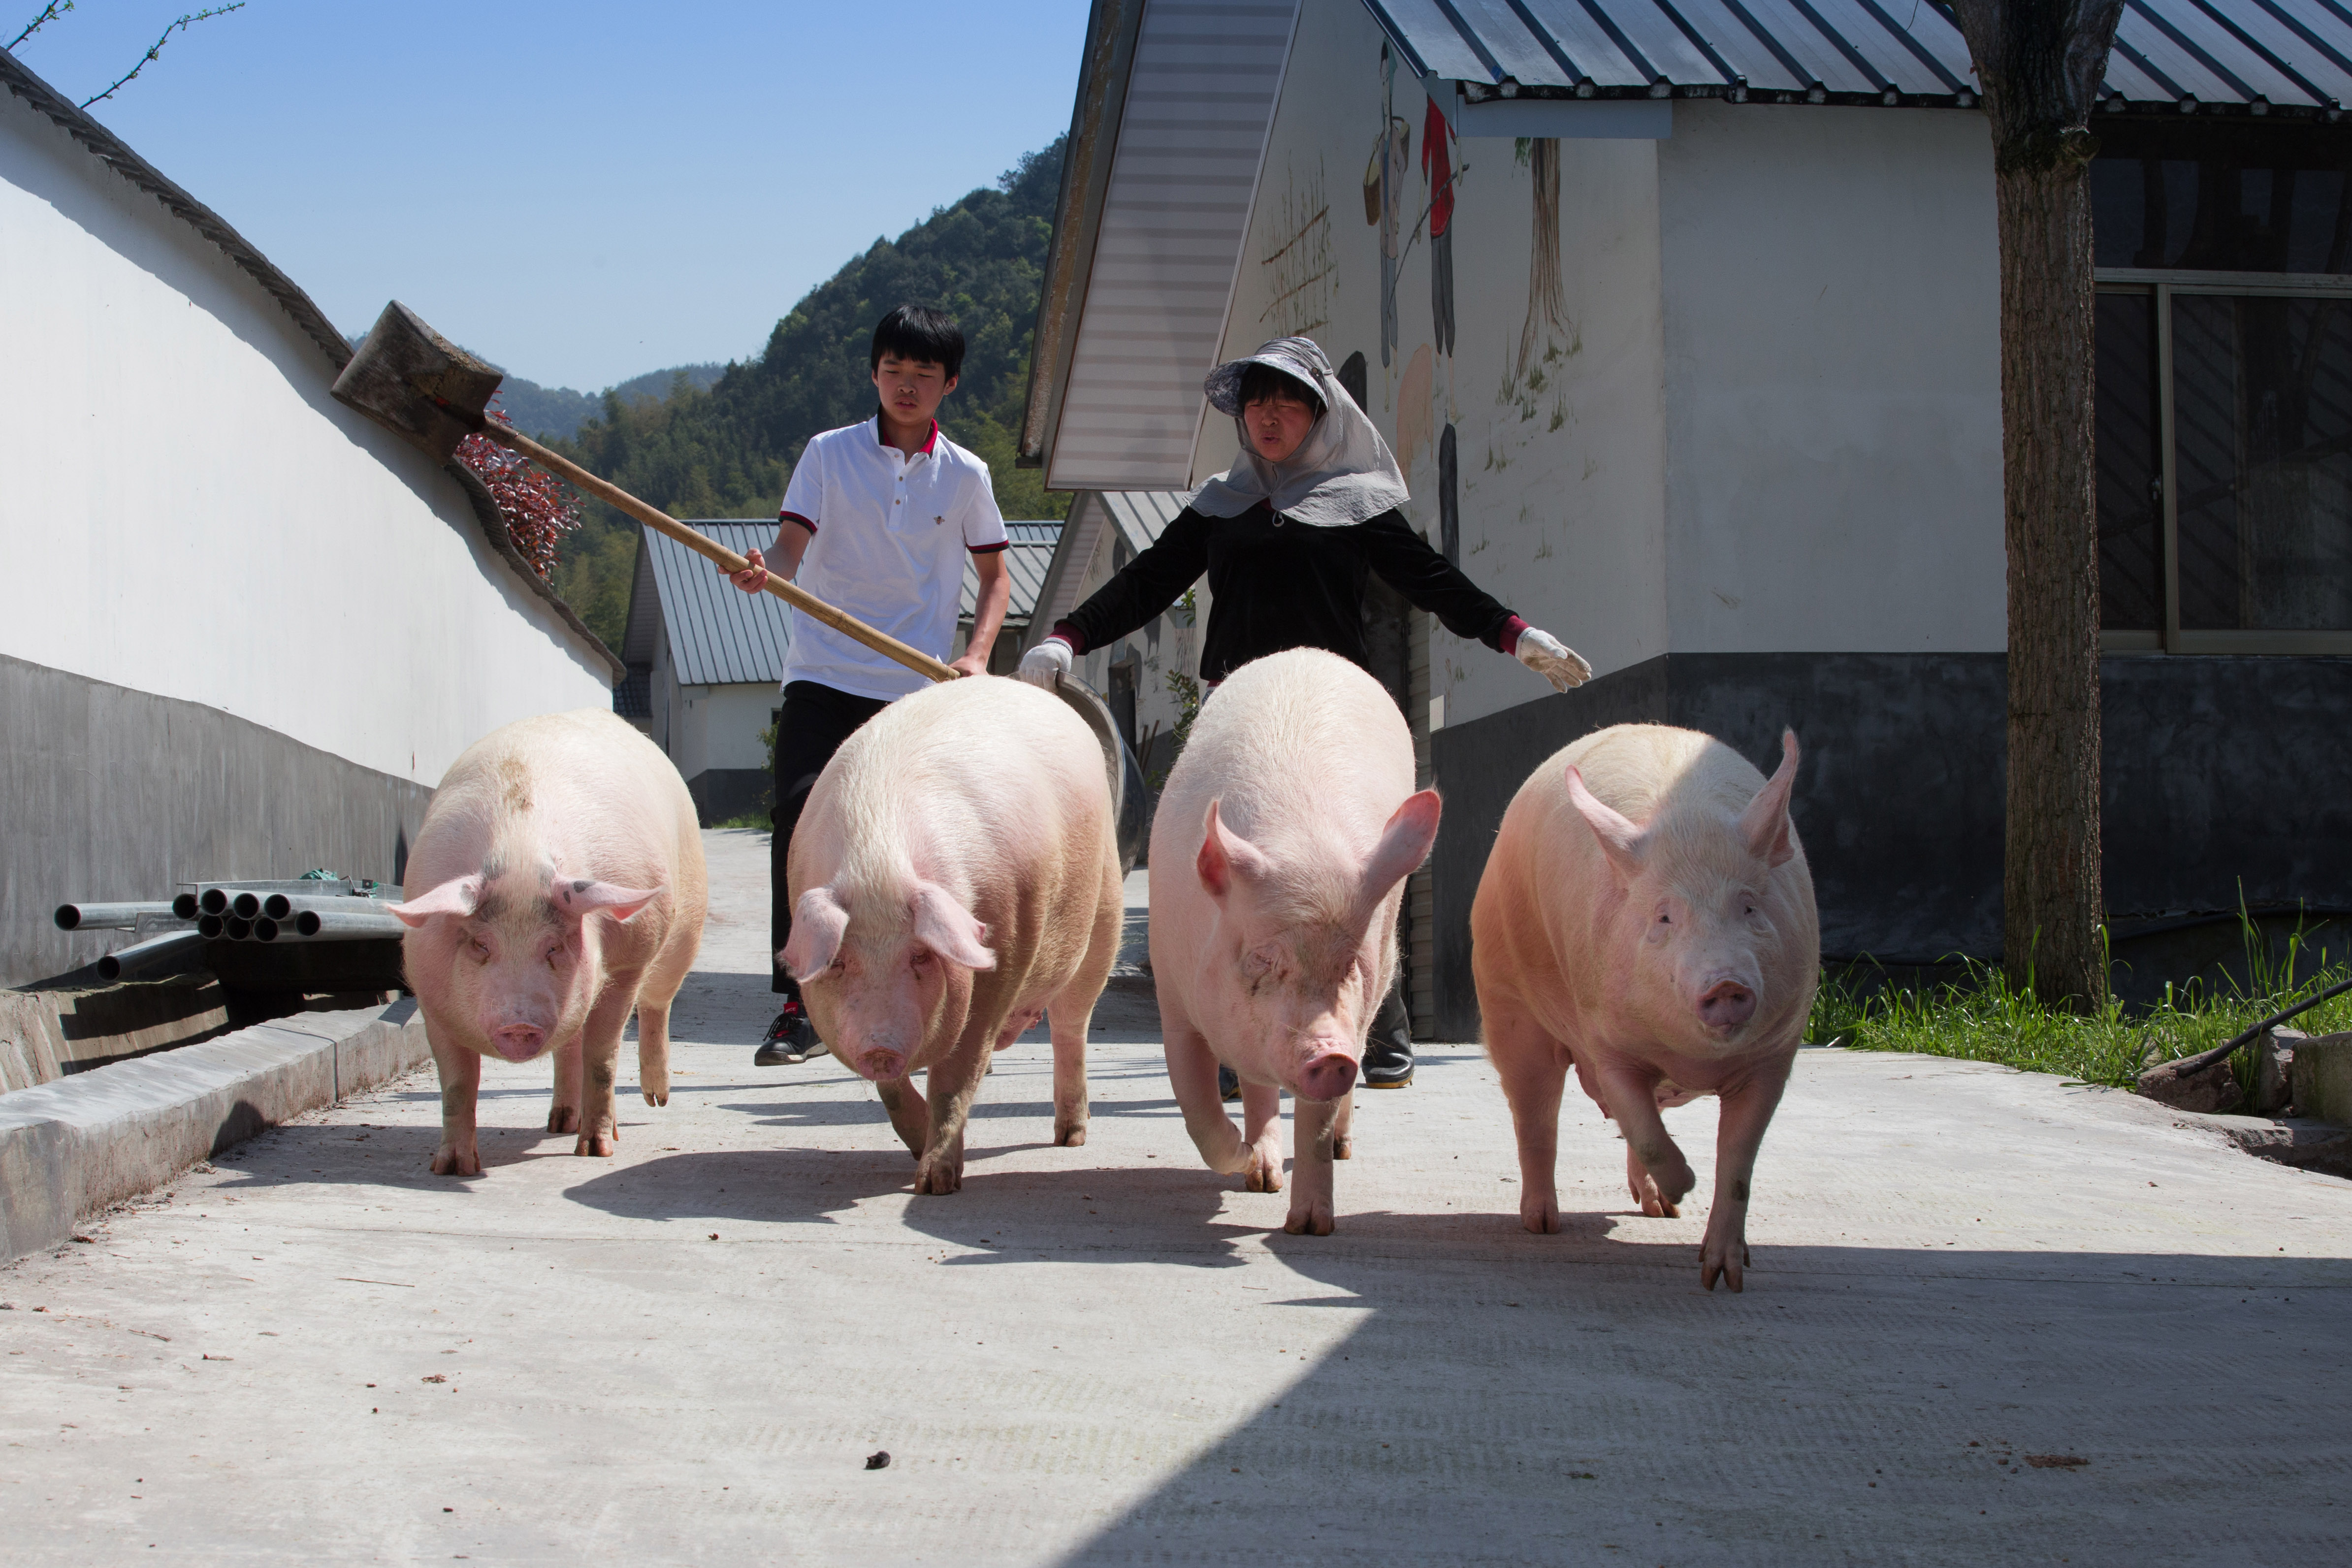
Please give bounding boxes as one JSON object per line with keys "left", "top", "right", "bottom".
{"left": 1244, "top": 1149, "right": 1283, "bottom": 1193}
{"left": 1332, "top": 1135, "right": 1353, "bottom": 1161}
{"left": 914, "top": 1157, "right": 963, "bottom": 1195}
{"left": 643, "top": 1090, "right": 668, "bottom": 1108}
{"left": 575, "top": 1132, "right": 616, "bottom": 1157}
{"left": 548, "top": 1106, "right": 580, "bottom": 1135}
{"left": 1283, "top": 1201, "right": 1334, "bottom": 1237}
{"left": 430, "top": 1146, "right": 482, "bottom": 1178}
{"left": 1522, "top": 1198, "right": 1560, "bottom": 1235}
{"left": 1701, "top": 1238, "right": 1752, "bottom": 1293}
{"left": 1055, "top": 1123, "right": 1087, "bottom": 1148}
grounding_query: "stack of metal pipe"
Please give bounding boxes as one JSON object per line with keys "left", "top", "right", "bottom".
{"left": 54, "top": 878, "right": 406, "bottom": 982}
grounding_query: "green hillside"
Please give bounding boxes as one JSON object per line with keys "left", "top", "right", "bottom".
{"left": 498, "top": 364, "right": 726, "bottom": 442}
{"left": 552, "top": 139, "right": 1069, "bottom": 652}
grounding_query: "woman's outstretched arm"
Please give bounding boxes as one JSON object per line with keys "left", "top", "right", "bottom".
{"left": 1356, "top": 511, "right": 1590, "bottom": 689}
{"left": 1051, "top": 508, "right": 1214, "bottom": 655}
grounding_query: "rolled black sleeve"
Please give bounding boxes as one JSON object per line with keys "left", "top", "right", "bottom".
{"left": 1056, "top": 507, "right": 1213, "bottom": 654}
{"left": 1352, "top": 511, "right": 1520, "bottom": 651}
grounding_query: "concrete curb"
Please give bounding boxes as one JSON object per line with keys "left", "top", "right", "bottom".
{"left": 0, "top": 997, "right": 427, "bottom": 1260}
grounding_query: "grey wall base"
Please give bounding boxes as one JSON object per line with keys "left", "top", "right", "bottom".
{"left": 0, "top": 997, "right": 427, "bottom": 1260}
{"left": 0, "top": 653, "right": 436, "bottom": 989}
{"left": 1426, "top": 652, "right": 2352, "bottom": 1040}
{"left": 686, "top": 768, "right": 772, "bottom": 827}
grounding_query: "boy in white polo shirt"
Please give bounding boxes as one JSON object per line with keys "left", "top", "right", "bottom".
{"left": 727, "top": 304, "right": 1011, "bottom": 1065}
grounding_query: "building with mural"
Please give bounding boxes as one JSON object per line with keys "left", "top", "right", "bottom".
{"left": 1020, "top": 0, "right": 2352, "bottom": 1035}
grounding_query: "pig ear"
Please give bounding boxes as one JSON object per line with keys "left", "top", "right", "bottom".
{"left": 1565, "top": 766, "right": 1646, "bottom": 882}
{"left": 387, "top": 874, "right": 482, "bottom": 928}
{"left": 1359, "top": 790, "right": 1443, "bottom": 908}
{"left": 1196, "top": 799, "right": 1272, "bottom": 902}
{"left": 911, "top": 882, "right": 996, "bottom": 971}
{"left": 553, "top": 877, "right": 663, "bottom": 924}
{"left": 781, "top": 886, "right": 850, "bottom": 978}
{"left": 1738, "top": 730, "right": 1801, "bottom": 869}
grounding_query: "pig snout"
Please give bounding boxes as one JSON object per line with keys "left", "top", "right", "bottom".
{"left": 490, "top": 1024, "right": 546, "bottom": 1061}
{"left": 1296, "top": 1051, "right": 1359, "bottom": 1102}
{"left": 1696, "top": 979, "right": 1758, "bottom": 1030}
{"left": 856, "top": 1048, "right": 908, "bottom": 1083}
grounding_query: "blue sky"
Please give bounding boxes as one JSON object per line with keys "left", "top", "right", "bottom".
{"left": 9, "top": 0, "right": 1092, "bottom": 389}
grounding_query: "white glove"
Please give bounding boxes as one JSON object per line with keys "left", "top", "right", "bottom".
{"left": 1017, "top": 636, "right": 1074, "bottom": 689}
{"left": 1515, "top": 627, "right": 1592, "bottom": 692}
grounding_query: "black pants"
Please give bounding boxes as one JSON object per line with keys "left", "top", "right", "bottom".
{"left": 771, "top": 680, "right": 890, "bottom": 995}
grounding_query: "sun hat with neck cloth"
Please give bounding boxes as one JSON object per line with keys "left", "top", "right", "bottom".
{"left": 1191, "top": 336, "right": 1409, "bottom": 528}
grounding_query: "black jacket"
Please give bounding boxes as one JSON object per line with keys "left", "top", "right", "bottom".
{"left": 1055, "top": 502, "right": 1520, "bottom": 684}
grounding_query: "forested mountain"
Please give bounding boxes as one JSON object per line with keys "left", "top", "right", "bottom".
{"left": 551, "top": 139, "right": 1069, "bottom": 650}
{"left": 497, "top": 365, "right": 725, "bottom": 442}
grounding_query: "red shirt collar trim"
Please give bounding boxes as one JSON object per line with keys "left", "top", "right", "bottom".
{"left": 870, "top": 409, "right": 940, "bottom": 456}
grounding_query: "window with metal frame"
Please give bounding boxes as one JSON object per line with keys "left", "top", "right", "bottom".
{"left": 2092, "top": 125, "right": 2352, "bottom": 655}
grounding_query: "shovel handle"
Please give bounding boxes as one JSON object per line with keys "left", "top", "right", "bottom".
{"left": 475, "top": 422, "right": 961, "bottom": 684}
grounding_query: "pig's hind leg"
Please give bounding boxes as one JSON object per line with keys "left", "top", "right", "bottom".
{"left": 1044, "top": 861, "right": 1121, "bottom": 1149}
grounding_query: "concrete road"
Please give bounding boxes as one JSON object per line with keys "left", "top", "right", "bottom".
{"left": 4, "top": 829, "right": 2349, "bottom": 1564}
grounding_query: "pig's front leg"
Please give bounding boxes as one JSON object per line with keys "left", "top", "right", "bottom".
{"left": 1165, "top": 1020, "right": 1248, "bottom": 1176}
{"left": 914, "top": 1023, "right": 992, "bottom": 1195}
{"left": 1240, "top": 1081, "right": 1282, "bottom": 1191}
{"left": 1700, "top": 1061, "right": 1791, "bottom": 1293}
{"left": 573, "top": 986, "right": 634, "bottom": 1157}
{"left": 1594, "top": 1063, "right": 1694, "bottom": 1217}
{"left": 428, "top": 1027, "right": 483, "bottom": 1177}
{"left": 547, "top": 1031, "right": 583, "bottom": 1136}
{"left": 1284, "top": 1092, "right": 1347, "bottom": 1236}
{"left": 875, "top": 1074, "right": 930, "bottom": 1159}
{"left": 635, "top": 992, "right": 671, "bottom": 1108}
{"left": 1486, "top": 1004, "right": 1568, "bottom": 1233}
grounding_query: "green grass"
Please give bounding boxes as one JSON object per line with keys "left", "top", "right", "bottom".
{"left": 1809, "top": 915, "right": 2352, "bottom": 1092}
{"left": 709, "top": 812, "right": 771, "bottom": 832}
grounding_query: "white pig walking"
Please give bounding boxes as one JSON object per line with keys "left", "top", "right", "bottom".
{"left": 1472, "top": 724, "right": 1817, "bottom": 1290}
{"left": 781, "top": 676, "right": 1122, "bottom": 1194}
{"left": 1151, "top": 648, "right": 1441, "bottom": 1236}
{"left": 393, "top": 709, "right": 707, "bottom": 1176}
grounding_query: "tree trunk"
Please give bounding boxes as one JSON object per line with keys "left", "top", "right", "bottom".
{"left": 1995, "top": 153, "right": 2105, "bottom": 1009}
{"left": 1947, "top": 0, "right": 2127, "bottom": 1011}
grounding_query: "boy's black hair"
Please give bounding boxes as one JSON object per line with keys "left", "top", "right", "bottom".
{"left": 1236, "top": 360, "right": 1324, "bottom": 419}
{"left": 870, "top": 305, "right": 966, "bottom": 382}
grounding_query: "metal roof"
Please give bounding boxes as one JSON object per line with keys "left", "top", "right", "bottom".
{"left": 639, "top": 522, "right": 793, "bottom": 687}
{"left": 1028, "top": 492, "right": 1191, "bottom": 640}
{"left": 1366, "top": 0, "right": 2352, "bottom": 116}
{"left": 1027, "top": 0, "right": 1303, "bottom": 492}
{"left": 963, "top": 520, "right": 1063, "bottom": 625}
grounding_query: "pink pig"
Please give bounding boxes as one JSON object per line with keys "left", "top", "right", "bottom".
{"left": 1472, "top": 724, "right": 1817, "bottom": 1291}
{"left": 392, "top": 709, "right": 706, "bottom": 1175}
{"left": 782, "top": 676, "right": 1122, "bottom": 1195}
{"left": 1151, "top": 648, "right": 1441, "bottom": 1237}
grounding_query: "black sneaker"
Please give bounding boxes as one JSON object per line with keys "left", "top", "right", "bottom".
{"left": 1218, "top": 1063, "right": 1241, "bottom": 1102}
{"left": 754, "top": 1000, "right": 821, "bottom": 1066}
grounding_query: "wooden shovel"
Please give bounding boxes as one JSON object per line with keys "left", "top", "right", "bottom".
{"left": 331, "top": 300, "right": 959, "bottom": 683}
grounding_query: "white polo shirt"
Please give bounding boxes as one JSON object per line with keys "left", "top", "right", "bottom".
{"left": 775, "top": 414, "right": 1008, "bottom": 701}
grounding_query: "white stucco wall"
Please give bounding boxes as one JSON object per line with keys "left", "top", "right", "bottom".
{"left": 673, "top": 684, "right": 776, "bottom": 781}
{"left": 1204, "top": 0, "right": 1670, "bottom": 731}
{"left": 0, "top": 86, "right": 612, "bottom": 789}
{"left": 1655, "top": 100, "right": 2005, "bottom": 654}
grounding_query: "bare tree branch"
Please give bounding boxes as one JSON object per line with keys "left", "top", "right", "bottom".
{"left": 7, "top": 2, "right": 77, "bottom": 54}
{"left": 77, "top": 3, "right": 243, "bottom": 109}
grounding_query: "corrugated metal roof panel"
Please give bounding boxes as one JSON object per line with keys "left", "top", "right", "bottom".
{"left": 1100, "top": 490, "right": 1190, "bottom": 553}
{"left": 1045, "top": 0, "right": 1301, "bottom": 492}
{"left": 642, "top": 522, "right": 793, "bottom": 687}
{"left": 1369, "top": 0, "right": 2352, "bottom": 113}
{"left": 963, "top": 520, "right": 1063, "bottom": 623}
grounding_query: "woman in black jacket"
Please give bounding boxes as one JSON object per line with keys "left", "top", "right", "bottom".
{"left": 1017, "top": 336, "right": 1590, "bottom": 1088}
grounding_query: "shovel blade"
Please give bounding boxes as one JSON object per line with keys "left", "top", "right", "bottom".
{"left": 331, "top": 300, "right": 506, "bottom": 461}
